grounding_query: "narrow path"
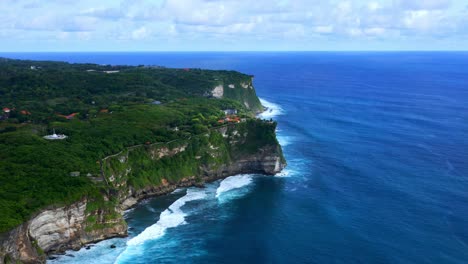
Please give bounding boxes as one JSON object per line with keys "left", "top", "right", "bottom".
{"left": 98, "top": 123, "right": 236, "bottom": 183}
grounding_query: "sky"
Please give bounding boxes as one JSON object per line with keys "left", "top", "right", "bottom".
{"left": 0, "top": 0, "right": 467, "bottom": 51}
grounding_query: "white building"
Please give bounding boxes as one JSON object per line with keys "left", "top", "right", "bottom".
{"left": 43, "top": 130, "right": 67, "bottom": 140}
{"left": 223, "top": 109, "right": 238, "bottom": 115}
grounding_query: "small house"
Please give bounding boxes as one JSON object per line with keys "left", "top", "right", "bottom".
{"left": 3, "top": 107, "right": 11, "bottom": 113}
{"left": 223, "top": 109, "right": 237, "bottom": 115}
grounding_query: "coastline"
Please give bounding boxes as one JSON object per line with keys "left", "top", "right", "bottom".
{"left": 0, "top": 101, "right": 286, "bottom": 264}
{"left": 48, "top": 99, "right": 286, "bottom": 263}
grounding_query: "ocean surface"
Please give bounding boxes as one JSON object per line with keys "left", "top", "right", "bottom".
{"left": 2, "top": 52, "right": 468, "bottom": 264}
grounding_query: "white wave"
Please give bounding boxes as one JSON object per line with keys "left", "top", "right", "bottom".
{"left": 145, "top": 205, "right": 157, "bottom": 213}
{"left": 258, "top": 98, "right": 284, "bottom": 119}
{"left": 277, "top": 135, "right": 292, "bottom": 147}
{"left": 171, "top": 188, "right": 185, "bottom": 194}
{"left": 126, "top": 188, "right": 206, "bottom": 246}
{"left": 48, "top": 238, "right": 125, "bottom": 264}
{"left": 275, "top": 168, "right": 292, "bottom": 178}
{"left": 123, "top": 207, "right": 135, "bottom": 216}
{"left": 216, "top": 174, "right": 253, "bottom": 198}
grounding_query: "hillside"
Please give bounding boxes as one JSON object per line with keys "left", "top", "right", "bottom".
{"left": 0, "top": 58, "right": 284, "bottom": 264}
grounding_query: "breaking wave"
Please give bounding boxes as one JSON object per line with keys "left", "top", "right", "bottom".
{"left": 126, "top": 188, "right": 206, "bottom": 246}
{"left": 258, "top": 98, "right": 284, "bottom": 119}
{"left": 277, "top": 135, "right": 292, "bottom": 146}
{"left": 216, "top": 175, "right": 254, "bottom": 201}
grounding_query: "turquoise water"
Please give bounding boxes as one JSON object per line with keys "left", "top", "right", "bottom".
{"left": 3, "top": 52, "right": 468, "bottom": 263}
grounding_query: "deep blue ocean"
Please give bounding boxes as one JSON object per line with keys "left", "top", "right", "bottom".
{"left": 2, "top": 52, "right": 468, "bottom": 263}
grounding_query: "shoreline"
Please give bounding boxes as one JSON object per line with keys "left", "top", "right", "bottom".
{"left": 46, "top": 101, "right": 286, "bottom": 262}
{"left": 47, "top": 174, "right": 248, "bottom": 261}
{"left": 0, "top": 101, "right": 286, "bottom": 264}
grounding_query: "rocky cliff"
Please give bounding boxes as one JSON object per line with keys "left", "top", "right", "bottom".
{"left": 0, "top": 201, "right": 127, "bottom": 264}
{"left": 0, "top": 120, "right": 285, "bottom": 264}
{"left": 210, "top": 76, "right": 263, "bottom": 112}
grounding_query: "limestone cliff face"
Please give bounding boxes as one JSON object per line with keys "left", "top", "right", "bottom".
{"left": 28, "top": 202, "right": 87, "bottom": 253}
{"left": 211, "top": 85, "right": 224, "bottom": 98}
{"left": 0, "top": 224, "right": 42, "bottom": 264}
{"left": 210, "top": 77, "right": 263, "bottom": 112}
{"left": 0, "top": 121, "right": 285, "bottom": 264}
{"left": 119, "top": 143, "right": 285, "bottom": 211}
{"left": 202, "top": 144, "right": 285, "bottom": 177}
{"left": 0, "top": 201, "right": 127, "bottom": 264}
{"left": 110, "top": 121, "right": 285, "bottom": 210}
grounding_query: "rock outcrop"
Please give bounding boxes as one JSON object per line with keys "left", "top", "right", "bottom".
{"left": 0, "top": 201, "right": 127, "bottom": 264}
{"left": 113, "top": 121, "right": 285, "bottom": 211}
{"left": 208, "top": 78, "right": 263, "bottom": 112}
{"left": 211, "top": 85, "right": 224, "bottom": 98}
{"left": 0, "top": 121, "right": 285, "bottom": 264}
{"left": 119, "top": 143, "right": 285, "bottom": 211}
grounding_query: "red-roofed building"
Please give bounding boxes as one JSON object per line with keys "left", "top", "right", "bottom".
{"left": 225, "top": 115, "right": 241, "bottom": 123}
{"left": 57, "top": 112, "right": 78, "bottom": 120}
{"left": 3, "top": 107, "right": 10, "bottom": 113}
{"left": 66, "top": 113, "right": 77, "bottom": 120}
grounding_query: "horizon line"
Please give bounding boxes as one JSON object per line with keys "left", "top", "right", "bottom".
{"left": 1, "top": 50, "right": 468, "bottom": 53}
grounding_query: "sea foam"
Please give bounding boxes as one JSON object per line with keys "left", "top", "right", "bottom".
{"left": 216, "top": 174, "right": 253, "bottom": 198}
{"left": 275, "top": 168, "right": 292, "bottom": 178}
{"left": 277, "top": 135, "right": 292, "bottom": 147}
{"left": 48, "top": 238, "right": 125, "bottom": 264}
{"left": 258, "top": 98, "right": 284, "bottom": 119}
{"left": 126, "top": 188, "right": 206, "bottom": 246}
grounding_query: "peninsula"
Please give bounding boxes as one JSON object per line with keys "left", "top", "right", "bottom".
{"left": 0, "top": 58, "right": 285, "bottom": 264}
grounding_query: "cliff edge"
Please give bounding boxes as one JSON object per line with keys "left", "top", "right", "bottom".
{"left": 0, "top": 120, "right": 285, "bottom": 264}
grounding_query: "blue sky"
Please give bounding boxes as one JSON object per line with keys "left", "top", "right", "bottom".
{"left": 0, "top": 0, "right": 467, "bottom": 51}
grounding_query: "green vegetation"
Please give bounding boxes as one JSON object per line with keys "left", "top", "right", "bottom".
{"left": 31, "top": 239, "right": 44, "bottom": 256}
{"left": 0, "top": 57, "right": 262, "bottom": 121}
{"left": 0, "top": 58, "right": 273, "bottom": 233}
{"left": 103, "top": 119, "right": 279, "bottom": 191}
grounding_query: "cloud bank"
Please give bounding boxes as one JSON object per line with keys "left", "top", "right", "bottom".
{"left": 0, "top": 0, "right": 466, "bottom": 51}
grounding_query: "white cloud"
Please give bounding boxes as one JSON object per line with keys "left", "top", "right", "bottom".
{"left": 131, "top": 26, "right": 149, "bottom": 39}
{"left": 364, "top": 27, "right": 385, "bottom": 36}
{"left": 347, "top": 28, "right": 363, "bottom": 37}
{"left": 82, "top": 7, "right": 123, "bottom": 20}
{"left": 367, "top": 2, "right": 381, "bottom": 12}
{"left": 0, "top": 0, "right": 466, "bottom": 51}
{"left": 313, "top": 25, "right": 334, "bottom": 34}
{"left": 398, "top": 0, "right": 452, "bottom": 10}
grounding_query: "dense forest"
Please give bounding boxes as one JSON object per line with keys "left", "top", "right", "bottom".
{"left": 0, "top": 58, "right": 271, "bottom": 233}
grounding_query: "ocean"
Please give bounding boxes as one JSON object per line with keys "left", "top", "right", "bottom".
{"left": 2, "top": 52, "right": 468, "bottom": 263}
